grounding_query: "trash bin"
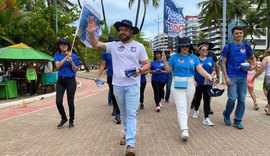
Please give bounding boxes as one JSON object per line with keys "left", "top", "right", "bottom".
{"left": 0, "top": 80, "right": 18, "bottom": 99}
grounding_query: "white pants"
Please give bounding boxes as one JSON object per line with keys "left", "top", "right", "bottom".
{"left": 172, "top": 79, "right": 195, "bottom": 130}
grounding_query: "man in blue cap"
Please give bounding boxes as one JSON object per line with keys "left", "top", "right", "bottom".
{"left": 87, "top": 17, "right": 150, "bottom": 156}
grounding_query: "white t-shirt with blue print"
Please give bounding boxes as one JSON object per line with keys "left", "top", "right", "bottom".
{"left": 168, "top": 53, "right": 200, "bottom": 77}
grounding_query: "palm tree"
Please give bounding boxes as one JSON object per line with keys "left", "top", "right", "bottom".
{"left": 196, "top": 32, "right": 208, "bottom": 44}
{"left": 240, "top": 9, "right": 265, "bottom": 50}
{"left": 139, "top": 0, "right": 159, "bottom": 30}
{"left": 128, "top": 0, "right": 160, "bottom": 29}
{"left": 254, "top": 0, "right": 270, "bottom": 48}
{"left": 227, "top": 0, "right": 251, "bottom": 26}
{"left": 198, "top": 0, "right": 223, "bottom": 50}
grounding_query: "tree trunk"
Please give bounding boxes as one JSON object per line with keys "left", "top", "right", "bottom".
{"left": 135, "top": 0, "right": 141, "bottom": 27}
{"left": 139, "top": 2, "right": 146, "bottom": 31}
{"left": 77, "top": 0, "right": 82, "bottom": 9}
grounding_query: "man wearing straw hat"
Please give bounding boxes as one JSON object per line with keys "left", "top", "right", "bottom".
{"left": 87, "top": 17, "right": 150, "bottom": 156}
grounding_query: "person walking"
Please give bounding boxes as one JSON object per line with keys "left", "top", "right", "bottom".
{"left": 26, "top": 62, "right": 38, "bottom": 96}
{"left": 87, "top": 17, "right": 150, "bottom": 156}
{"left": 192, "top": 44, "right": 215, "bottom": 126}
{"left": 163, "top": 37, "right": 214, "bottom": 141}
{"left": 54, "top": 38, "right": 80, "bottom": 129}
{"left": 150, "top": 49, "right": 168, "bottom": 112}
{"left": 139, "top": 71, "right": 147, "bottom": 110}
{"left": 222, "top": 26, "right": 256, "bottom": 129}
{"left": 247, "top": 66, "right": 259, "bottom": 110}
{"left": 96, "top": 36, "right": 121, "bottom": 124}
{"left": 252, "top": 47, "right": 270, "bottom": 115}
{"left": 164, "top": 49, "right": 173, "bottom": 103}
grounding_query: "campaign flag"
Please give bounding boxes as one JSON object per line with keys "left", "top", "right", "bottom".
{"left": 75, "top": 2, "right": 101, "bottom": 47}
{"left": 164, "top": 0, "right": 186, "bottom": 37}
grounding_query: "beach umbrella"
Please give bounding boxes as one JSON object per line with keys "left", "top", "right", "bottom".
{"left": 0, "top": 43, "right": 54, "bottom": 61}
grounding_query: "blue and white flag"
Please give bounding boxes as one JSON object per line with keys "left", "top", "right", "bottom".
{"left": 164, "top": 0, "right": 186, "bottom": 37}
{"left": 75, "top": 2, "right": 101, "bottom": 47}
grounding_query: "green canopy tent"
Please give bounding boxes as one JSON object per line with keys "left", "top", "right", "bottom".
{"left": 0, "top": 43, "right": 54, "bottom": 61}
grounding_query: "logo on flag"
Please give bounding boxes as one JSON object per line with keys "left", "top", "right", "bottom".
{"left": 164, "top": 0, "right": 186, "bottom": 37}
{"left": 75, "top": 2, "right": 101, "bottom": 48}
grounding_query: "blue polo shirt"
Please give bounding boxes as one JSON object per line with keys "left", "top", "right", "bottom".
{"left": 195, "top": 57, "right": 215, "bottom": 85}
{"left": 168, "top": 53, "right": 200, "bottom": 77}
{"left": 102, "top": 53, "right": 113, "bottom": 77}
{"left": 222, "top": 43, "right": 254, "bottom": 78}
{"left": 150, "top": 60, "right": 167, "bottom": 82}
{"left": 54, "top": 53, "right": 80, "bottom": 77}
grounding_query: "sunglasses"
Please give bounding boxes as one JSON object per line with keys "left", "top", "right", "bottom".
{"left": 180, "top": 45, "right": 190, "bottom": 48}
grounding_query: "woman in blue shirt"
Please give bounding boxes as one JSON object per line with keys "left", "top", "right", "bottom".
{"left": 150, "top": 49, "right": 168, "bottom": 112}
{"left": 54, "top": 39, "right": 80, "bottom": 128}
{"left": 163, "top": 37, "right": 213, "bottom": 141}
{"left": 193, "top": 45, "right": 215, "bottom": 126}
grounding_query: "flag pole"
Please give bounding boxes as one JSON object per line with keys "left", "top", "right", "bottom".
{"left": 71, "top": 35, "right": 76, "bottom": 52}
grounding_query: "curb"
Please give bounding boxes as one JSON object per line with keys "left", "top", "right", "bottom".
{"left": 0, "top": 80, "right": 82, "bottom": 109}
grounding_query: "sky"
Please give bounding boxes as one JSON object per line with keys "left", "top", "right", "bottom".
{"left": 72, "top": 0, "right": 203, "bottom": 40}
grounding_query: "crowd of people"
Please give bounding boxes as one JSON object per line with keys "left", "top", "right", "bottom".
{"left": 50, "top": 16, "right": 270, "bottom": 156}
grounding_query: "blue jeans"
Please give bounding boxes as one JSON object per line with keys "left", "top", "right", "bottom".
{"left": 165, "top": 77, "right": 172, "bottom": 101}
{"left": 223, "top": 77, "right": 248, "bottom": 122}
{"left": 113, "top": 84, "right": 140, "bottom": 147}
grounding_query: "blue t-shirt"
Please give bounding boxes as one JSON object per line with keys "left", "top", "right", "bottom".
{"left": 141, "top": 74, "right": 146, "bottom": 83}
{"left": 150, "top": 60, "right": 167, "bottom": 82}
{"left": 54, "top": 53, "right": 80, "bottom": 77}
{"left": 195, "top": 57, "right": 215, "bottom": 85}
{"left": 102, "top": 53, "right": 113, "bottom": 77}
{"left": 222, "top": 43, "right": 254, "bottom": 78}
{"left": 168, "top": 53, "right": 200, "bottom": 77}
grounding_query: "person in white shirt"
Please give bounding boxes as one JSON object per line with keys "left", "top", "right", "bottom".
{"left": 87, "top": 17, "right": 150, "bottom": 156}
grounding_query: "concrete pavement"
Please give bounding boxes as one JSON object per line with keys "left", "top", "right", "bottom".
{"left": 0, "top": 71, "right": 270, "bottom": 156}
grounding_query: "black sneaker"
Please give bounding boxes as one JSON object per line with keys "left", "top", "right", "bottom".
{"left": 57, "top": 119, "right": 67, "bottom": 129}
{"left": 209, "top": 110, "right": 214, "bottom": 115}
{"left": 140, "top": 103, "right": 144, "bottom": 110}
{"left": 115, "top": 114, "right": 121, "bottom": 124}
{"left": 69, "top": 122, "right": 74, "bottom": 128}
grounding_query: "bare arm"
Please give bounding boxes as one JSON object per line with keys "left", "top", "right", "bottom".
{"left": 214, "top": 61, "right": 220, "bottom": 83}
{"left": 162, "top": 54, "right": 173, "bottom": 72}
{"left": 222, "top": 57, "right": 231, "bottom": 86}
{"left": 96, "top": 60, "right": 107, "bottom": 80}
{"left": 248, "top": 55, "right": 257, "bottom": 71}
{"left": 135, "top": 59, "right": 150, "bottom": 77}
{"left": 196, "top": 64, "right": 212, "bottom": 81}
{"left": 252, "top": 57, "right": 268, "bottom": 82}
{"left": 87, "top": 16, "right": 106, "bottom": 52}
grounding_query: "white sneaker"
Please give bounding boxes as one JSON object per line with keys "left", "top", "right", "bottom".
{"left": 159, "top": 102, "right": 162, "bottom": 107}
{"left": 156, "top": 106, "right": 161, "bottom": 112}
{"left": 203, "top": 118, "right": 214, "bottom": 126}
{"left": 192, "top": 111, "right": 199, "bottom": 119}
{"left": 181, "top": 130, "right": 189, "bottom": 141}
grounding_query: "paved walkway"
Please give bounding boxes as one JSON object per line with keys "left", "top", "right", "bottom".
{"left": 0, "top": 71, "right": 270, "bottom": 156}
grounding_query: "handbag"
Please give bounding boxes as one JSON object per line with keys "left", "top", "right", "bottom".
{"left": 174, "top": 80, "right": 188, "bottom": 89}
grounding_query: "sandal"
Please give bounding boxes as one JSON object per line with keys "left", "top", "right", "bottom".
{"left": 253, "top": 104, "right": 259, "bottom": 111}
{"left": 264, "top": 109, "right": 270, "bottom": 116}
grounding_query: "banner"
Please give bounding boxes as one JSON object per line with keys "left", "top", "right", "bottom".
{"left": 164, "top": 0, "right": 186, "bottom": 37}
{"left": 75, "top": 2, "right": 101, "bottom": 47}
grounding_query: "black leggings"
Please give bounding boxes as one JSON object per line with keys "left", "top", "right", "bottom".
{"left": 107, "top": 76, "right": 120, "bottom": 114}
{"left": 140, "top": 81, "right": 147, "bottom": 104}
{"left": 56, "top": 77, "right": 77, "bottom": 122}
{"left": 194, "top": 85, "right": 211, "bottom": 118}
{"left": 151, "top": 80, "right": 166, "bottom": 107}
